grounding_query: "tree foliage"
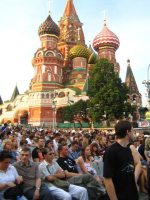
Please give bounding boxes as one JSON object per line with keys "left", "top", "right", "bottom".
{"left": 60, "top": 99, "right": 89, "bottom": 122}
{"left": 87, "top": 58, "right": 130, "bottom": 122}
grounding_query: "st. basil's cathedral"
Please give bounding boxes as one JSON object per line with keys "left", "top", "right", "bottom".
{"left": 0, "top": 0, "right": 141, "bottom": 126}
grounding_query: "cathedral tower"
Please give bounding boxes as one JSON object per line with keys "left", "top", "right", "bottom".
{"left": 125, "top": 59, "right": 142, "bottom": 105}
{"left": 30, "top": 14, "right": 64, "bottom": 92}
{"left": 93, "top": 20, "right": 120, "bottom": 73}
{"left": 58, "top": 0, "right": 85, "bottom": 68}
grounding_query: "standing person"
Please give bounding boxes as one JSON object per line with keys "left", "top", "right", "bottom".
{"left": 103, "top": 120, "right": 139, "bottom": 200}
{"left": 13, "top": 147, "right": 56, "bottom": 200}
{"left": 144, "top": 134, "right": 150, "bottom": 198}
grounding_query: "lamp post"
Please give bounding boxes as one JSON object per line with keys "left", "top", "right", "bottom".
{"left": 51, "top": 91, "right": 57, "bottom": 130}
{"left": 142, "top": 64, "right": 150, "bottom": 108}
{"left": 52, "top": 102, "right": 56, "bottom": 130}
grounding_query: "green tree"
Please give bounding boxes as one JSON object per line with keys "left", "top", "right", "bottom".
{"left": 87, "top": 59, "right": 130, "bottom": 123}
{"left": 61, "top": 100, "right": 89, "bottom": 123}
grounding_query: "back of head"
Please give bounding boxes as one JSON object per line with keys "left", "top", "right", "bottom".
{"left": 115, "top": 120, "right": 132, "bottom": 139}
{"left": 0, "top": 150, "right": 13, "bottom": 162}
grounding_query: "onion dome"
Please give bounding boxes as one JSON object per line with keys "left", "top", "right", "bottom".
{"left": 88, "top": 53, "right": 98, "bottom": 64}
{"left": 87, "top": 44, "right": 93, "bottom": 58}
{"left": 93, "top": 21, "right": 120, "bottom": 52}
{"left": 69, "top": 45, "right": 89, "bottom": 59}
{"left": 38, "top": 15, "right": 60, "bottom": 37}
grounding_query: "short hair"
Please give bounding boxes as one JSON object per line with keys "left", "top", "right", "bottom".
{"left": 71, "top": 141, "right": 79, "bottom": 146}
{"left": 21, "top": 147, "right": 31, "bottom": 154}
{"left": 0, "top": 151, "right": 13, "bottom": 162}
{"left": 58, "top": 143, "right": 68, "bottom": 152}
{"left": 115, "top": 120, "right": 132, "bottom": 138}
{"left": 41, "top": 148, "right": 54, "bottom": 157}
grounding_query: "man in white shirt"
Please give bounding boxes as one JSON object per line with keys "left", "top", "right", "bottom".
{"left": 39, "top": 148, "right": 89, "bottom": 200}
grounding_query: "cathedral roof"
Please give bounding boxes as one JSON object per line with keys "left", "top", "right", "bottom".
{"left": 10, "top": 85, "right": 19, "bottom": 102}
{"left": 38, "top": 15, "right": 60, "bottom": 37}
{"left": 69, "top": 44, "right": 89, "bottom": 59}
{"left": 93, "top": 21, "right": 120, "bottom": 52}
{"left": 62, "top": 0, "right": 79, "bottom": 20}
{"left": 125, "top": 59, "right": 139, "bottom": 94}
{"left": 0, "top": 96, "right": 3, "bottom": 105}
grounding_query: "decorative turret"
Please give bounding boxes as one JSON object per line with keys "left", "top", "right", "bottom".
{"left": 58, "top": 0, "right": 85, "bottom": 67}
{"left": 30, "top": 13, "right": 64, "bottom": 92}
{"left": 38, "top": 15, "right": 60, "bottom": 50}
{"left": 93, "top": 21, "right": 120, "bottom": 51}
{"left": 69, "top": 45, "right": 89, "bottom": 60}
{"left": 38, "top": 15, "right": 60, "bottom": 37}
{"left": 125, "top": 59, "right": 142, "bottom": 105}
{"left": 93, "top": 20, "right": 120, "bottom": 73}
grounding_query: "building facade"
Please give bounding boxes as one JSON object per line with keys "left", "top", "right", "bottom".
{"left": 0, "top": 0, "right": 141, "bottom": 127}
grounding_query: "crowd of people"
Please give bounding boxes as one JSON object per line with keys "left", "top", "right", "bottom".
{"left": 0, "top": 121, "right": 149, "bottom": 200}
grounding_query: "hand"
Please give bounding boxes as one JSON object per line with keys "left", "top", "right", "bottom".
{"left": 6, "top": 182, "right": 16, "bottom": 187}
{"left": 16, "top": 176, "right": 23, "bottom": 184}
{"left": 33, "top": 189, "right": 40, "bottom": 200}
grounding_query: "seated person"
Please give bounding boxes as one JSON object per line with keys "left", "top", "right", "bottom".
{"left": 0, "top": 151, "right": 24, "bottom": 200}
{"left": 77, "top": 146, "right": 102, "bottom": 183}
{"left": 13, "top": 147, "right": 56, "bottom": 200}
{"left": 68, "top": 141, "right": 81, "bottom": 161}
{"left": 90, "top": 142, "right": 104, "bottom": 177}
{"left": 57, "top": 144, "right": 106, "bottom": 200}
{"left": 39, "top": 148, "right": 88, "bottom": 200}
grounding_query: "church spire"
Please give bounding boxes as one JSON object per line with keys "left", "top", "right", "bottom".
{"left": 58, "top": 0, "right": 85, "bottom": 67}
{"left": 63, "top": 0, "right": 78, "bottom": 19}
{"left": 10, "top": 85, "right": 19, "bottom": 101}
{"left": 125, "top": 59, "right": 139, "bottom": 94}
{"left": 0, "top": 95, "right": 3, "bottom": 105}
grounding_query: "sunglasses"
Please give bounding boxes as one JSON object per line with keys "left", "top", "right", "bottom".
{"left": 48, "top": 152, "right": 54, "bottom": 155}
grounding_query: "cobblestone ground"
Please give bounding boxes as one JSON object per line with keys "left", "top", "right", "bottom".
{"left": 139, "top": 192, "right": 149, "bottom": 200}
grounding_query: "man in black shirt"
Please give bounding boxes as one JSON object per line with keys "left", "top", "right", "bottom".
{"left": 103, "top": 120, "right": 139, "bottom": 200}
{"left": 57, "top": 144, "right": 107, "bottom": 200}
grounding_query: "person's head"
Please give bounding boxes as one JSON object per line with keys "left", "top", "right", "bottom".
{"left": 58, "top": 144, "right": 69, "bottom": 158}
{"left": 81, "top": 145, "right": 91, "bottom": 161}
{"left": 54, "top": 133, "right": 61, "bottom": 142}
{"left": 45, "top": 139, "right": 53, "bottom": 149}
{"left": 115, "top": 120, "right": 132, "bottom": 139}
{"left": 42, "top": 148, "right": 55, "bottom": 163}
{"left": 20, "top": 139, "right": 28, "bottom": 147}
{"left": 2, "top": 140, "right": 12, "bottom": 151}
{"left": 71, "top": 141, "right": 79, "bottom": 151}
{"left": 20, "top": 147, "right": 31, "bottom": 164}
{"left": 38, "top": 138, "right": 45, "bottom": 148}
{"left": 0, "top": 151, "right": 12, "bottom": 170}
{"left": 90, "top": 142, "right": 99, "bottom": 156}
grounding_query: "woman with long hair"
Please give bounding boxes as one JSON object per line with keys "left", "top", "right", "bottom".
{"left": 76, "top": 146, "right": 102, "bottom": 183}
{"left": 90, "top": 142, "right": 104, "bottom": 178}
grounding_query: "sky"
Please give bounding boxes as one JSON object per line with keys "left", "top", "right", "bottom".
{"left": 0, "top": 0, "right": 150, "bottom": 106}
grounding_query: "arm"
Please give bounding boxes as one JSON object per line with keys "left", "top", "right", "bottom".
{"left": 0, "top": 182, "right": 16, "bottom": 191}
{"left": 130, "top": 145, "right": 142, "bottom": 184}
{"left": 104, "top": 178, "right": 118, "bottom": 200}
{"left": 144, "top": 150, "right": 150, "bottom": 164}
{"left": 33, "top": 178, "right": 41, "bottom": 200}
{"left": 77, "top": 157, "right": 89, "bottom": 174}
{"left": 64, "top": 170, "right": 82, "bottom": 178}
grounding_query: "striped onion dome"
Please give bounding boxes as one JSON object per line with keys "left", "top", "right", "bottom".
{"left": 69, "top": 44, "right": 89, "bottom": 59}
{"left": 38, "top": 15, "right": 60, "bottom": 37}
{"left": 93, "top": 21, "right": 120, "bottom": 52}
